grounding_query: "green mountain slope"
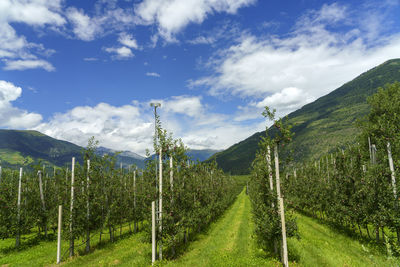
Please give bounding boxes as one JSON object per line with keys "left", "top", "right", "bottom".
{"left": 0, "top": 129, "right": 82, "bottom": 167}
{"left": 208, "top": 59, "right": 400, "bottom": 174}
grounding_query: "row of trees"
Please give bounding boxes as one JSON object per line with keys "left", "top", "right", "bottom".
{"left": 0, "top": 118, "right": 241, "bottom": 262}
{"left": 282, "top": 82, "right": 400, "bottom": 250}
{"left": 248, "top": 107, "right": 298, "bottom": 266}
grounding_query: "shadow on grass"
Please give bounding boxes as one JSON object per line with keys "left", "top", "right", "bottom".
{"left": 1, "top": 233, "right": 56, "bottom": 254}
{"left": 293, "top": 208, "right": 389, "bottom": 255}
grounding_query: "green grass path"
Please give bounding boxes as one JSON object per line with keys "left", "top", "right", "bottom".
{"left": 288, "top": 213, "right": 399, "bottom": 267}
{"left": 162, "top": 189, "right": 279, "bottom": 267}
{"left": 1, "top": 188, "right": 399, "bottom": 266}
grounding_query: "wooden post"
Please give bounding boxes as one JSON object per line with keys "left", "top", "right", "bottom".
{"left": 371, "top": 144, "right": 377, "bottom": 165}
{"left": 152, "top": 201, "right": 156, "bottom": 264}
{"left": 274, "top": 144, "right": 282, "bottom": 199}
{"left": 70, "top": 157, "right": 75, "bottom": 257}
{"left": 0, "top": 166, "right": 2, "bottom": 184}
{"left": 267, "top": 145, "right": 274, "bottom": 192}
{"left": 387, "top": 142, "right": 397, "bottom": 199}
{"left": 38, "top": 171, "right": 47, "bottom": 237}
{"left": 134, "top": 168, "right": 137, "bottom": 232}
{"left": 280, "top": 197, "right": 289, "bottom": 267}
{"left": 159, "top": 147, "right": 163, "bottom": 260}
{"left": 57, "top": 205, "right": 62, "bottom": 264}
{"left": 170, "top": 157, "right": 173, "bottom": 201}
{"left": 368, "top": 137, "right": 372, "bottom": 161}
{"left": 16, "top": 167, "right": 22, "bottom": 247}
{"left": 387, "top": 142, "right": 400, "bottom": 243}
{"left": 371, "top": 145, "right": 379, "bottom": 242}
{"left": 274, "top": 144, "right": 288, "bottom": 266}
{"left": 86, "top": 160, "right": 90, "bottom": 253}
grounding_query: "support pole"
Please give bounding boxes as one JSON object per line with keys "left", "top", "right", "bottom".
{"left": 274, "top": 144, "right": 288, "bottom": 267}
{"left": 86, "top": 159, "right": 90, "bottom": 253}
{"left": 152, "top": 201, "right": 156, "bottom": 264}
{"left": 134, "top": 168, "right": 137, "bottom": 232}
{"left": 159, "top": 147, "right": 163, "bottom": 260}
{"left": 38, "top": 170, "right": 47, "bottom": 237}
{"left": 57, "top": 205, "right": 62, "bottom": 264}
{"left": 69, "top": 157, "right": 75, "bottom": 257}
{"left": 16, "top": 167, "right": 22, "bottom": 247}
{"left": 280, "top": 197, "right": 289, "bottom": 267}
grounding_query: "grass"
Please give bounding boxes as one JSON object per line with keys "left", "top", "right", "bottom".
{"left": 1, "top": 186, "right": 399, "bottom": 266}
{"left": 160, "top": 189, "right": 279, "bottom": 267}
{"left": 0, "top": 222, "right": 148, "bottom": 266}
{"left": 288, "top": 213, "right": 400, "bottom": 266}
{"left": 0, "top": 149, "right": 33, "bottom": 165}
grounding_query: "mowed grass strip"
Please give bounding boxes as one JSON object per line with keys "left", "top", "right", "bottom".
{"left": 0, "top": 223, "right": 148, "bottom": 266}
{"left": 288, "top": 213, "right": 400, "bottom": 267}
{"left": 161, "top": 189, "right": 279, "bottom": 267}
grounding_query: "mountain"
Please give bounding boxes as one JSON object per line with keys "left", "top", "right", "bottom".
{"left": 96, "top": 147, "right": 146, "bottom": 169}
{"left": 0, "top": 130, "right": 147, "bottom": 169}
{"left": 208, "top": 59, "right": 400, "bottom": 174}
{"left": 0, "top": 130, "right": 219, "bottom": 169}
{"left": 147, "top": 149, "right": 220, "bottom": 163}
{"left": 0, "top": 129, "right": 82, "bottom": 167}
{"left": 186, "top": 149, "right": 221, "bottom": 162}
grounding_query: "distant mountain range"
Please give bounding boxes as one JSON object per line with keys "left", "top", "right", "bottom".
{"left": 0, "top": 130, "right": 219, "bottom": 168}
{"left": 207, "top": 58, "right": 400, "bottom": 174}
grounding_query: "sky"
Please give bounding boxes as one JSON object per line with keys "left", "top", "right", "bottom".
{"left": 1, "top": 0, "right": 400, "bottom": 156}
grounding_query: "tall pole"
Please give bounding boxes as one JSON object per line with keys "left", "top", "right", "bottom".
{"left": 150, "top": 102, "right": 161, "bottom": 261}
{"left": 57, "top": 205, "right": 62, "bottom": 264}
{"left": 70, "top": 157, "right": 75, "bottom": 257}
{"left": 159, "top": 147, "right": 163, "bottom": 260}
{"left": 16, "top": 167, "right": 22, "bottom": 247}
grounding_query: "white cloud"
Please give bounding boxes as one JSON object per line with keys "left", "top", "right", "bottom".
{"left": 146, "top": 72, "right": 160, "bottom": 77}
{"left": 0, "top": 80, "right": 42, "bottom": 128}
{"left": 3, "top": 59, "right": 55, "bottom": 71}
{"left": 0, "top": 0, "right": 65, "bottom": 26}
{"left": 118, "top": 32, "right": 139, "bottom": 49}
{"left": 188, "top": 36, "right": 215, "bottom": 45}
{"left": 0, "top": 0, "right": 64, "bottom": 70}
{"left": 104, "top": 46, "right": 134, "bottom": 59}
{"left": 31, "top": 95, "right": 260, "bottom": 155}
{"left": 66, "top": 7, "right": 102, "bottom": 41}
{"left": 35, "top": 102, "right": 154, "bottom": 154}
{"left": 191, "top": 3, "right": 400, "bottom": 116}
{"left": 135, "top": 0, "right": 256, "bottom": 41}
{"left": 66, "top": 5, "right": 138, "bottom": 41}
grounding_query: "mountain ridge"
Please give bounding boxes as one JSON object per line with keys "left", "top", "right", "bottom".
{"left": 207, "top": 58, "right": 400, "bottom": 174}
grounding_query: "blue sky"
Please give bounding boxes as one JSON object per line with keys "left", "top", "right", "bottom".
{"left": 1, "top": 0, "right": 400, "bottom": 155}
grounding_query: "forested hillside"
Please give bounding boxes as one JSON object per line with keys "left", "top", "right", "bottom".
{"left": 208, "top": 59, "right": 400, "bottom": 174}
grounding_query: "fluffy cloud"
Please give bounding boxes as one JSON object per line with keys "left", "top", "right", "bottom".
{"left": 66, "top": 7, "right": 102, "bottom": 41}
{"left": 31, "top": 95, "right": 260, "bottom": 155}
{"left": 66, "top": 6, "right": 137, "bottom": 41}
{"left": 118, "top": 33, "right": 139, "bottom": 49}
{"left": 135, "top": 0, "right": 256, "bottom": 41}
{"left": 3, "top": 59, "right": 55, "bottom": 71}
{"left": 35, "top": 102, "right": 154, "bottom": 154}
{"left": 191, "top": 3, "right": 400, "bottom": 116}
{"left": 104, "top": 46, "right": 134, "bottom": 59}
{"left": 0, "top": 80, "right": 42, "bottom": 128}
{"left": 0, "top": 0, "right": 64, "bottom": 70}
